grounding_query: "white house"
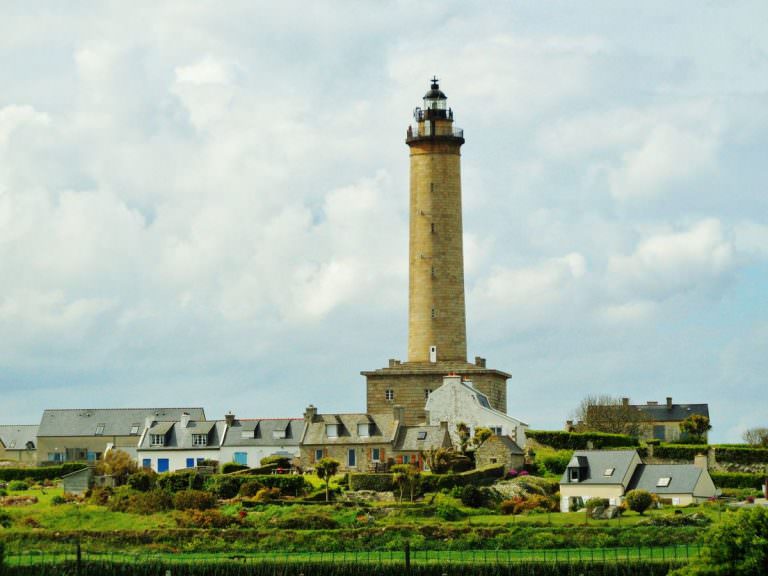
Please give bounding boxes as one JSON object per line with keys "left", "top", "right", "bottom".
{"left": 425, "top": 374, "right": 528, "bottom": 447}
{"left": 136, "top": 412, "right": 226, "bottom": 473}
{"left": 218, "top": 414, "right": 304, "bottom": 468}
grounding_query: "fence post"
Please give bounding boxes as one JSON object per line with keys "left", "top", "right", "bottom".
{"left": 405, "top": 541, "right": 411, "bottom": 574}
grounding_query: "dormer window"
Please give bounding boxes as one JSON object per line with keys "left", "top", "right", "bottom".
{"left": 192, "top": 434, "right": 208, "bottom": 446}
{"left": 656, "top": 477, "right": 671, "bottom": 487}
{"left": 272, "top": 429, "right": 286, "bottom": 439}
{"left": 357, "top": 423, "right": 371, "bottom": 437}
{"left": 326, "top": 424, "right": 338, "bottom": 438}
{"left": 241, "top": 430, "right": 254, "bottom": 439}
{"left": 150, "top": 434, "right": 165, "bottom": 446}
{"left": 569, "top": 468, "right": 580, "bottom": 482}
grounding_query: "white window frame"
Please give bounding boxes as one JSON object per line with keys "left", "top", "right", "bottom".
{"left": 385, "top": 389, "right": 394, "bottom": 401}
{"left": 326, "top": 424, "right": 338, "bottom": 438}
{"left": 192, "top": 434, "right": 208, "bottom": 446}
{"left": 357, "top": 423, "right": 370, "bottom": 437}
{"left": 150, "top": 434, "right": 165, "bottom": 446}
{"left": 569, "top": 468, "right": 579, "bottom": 482}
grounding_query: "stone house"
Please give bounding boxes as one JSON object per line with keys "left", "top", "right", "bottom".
{"left": 559, "top": 449, "right": 717, "bottom": 512}
{"left": 425, "top": 374, "right": 528, "bottom": 447}
{"left": 391, "top": 422, "right": 452, "bottom": 468}
{"left": 219, "top": 414, "right": 304, "bottom": 468}
{"left": 629, "top": 398, "right": 710, "bottom": 442}
{"left": 37, "top": 408, "right": 206, "bottom": 463}
{"left": 474, "top": 434, "right": 524, "bottom": 470}
{"left": 0, "top": 425, "right": 38, "bottom": 464}
{"left": 136, "top": 412, "right": 224, "bottom": 473}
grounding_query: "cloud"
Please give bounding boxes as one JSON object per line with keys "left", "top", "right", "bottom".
{"left": 607, "top": 219, "right": 733, "bottom": 300}
{"left": 0, "top": 105, "right": 50, "bottom": 146}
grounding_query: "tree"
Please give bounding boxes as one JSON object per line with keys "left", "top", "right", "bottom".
{"left": 422, "top": 447, "right": 470, "bottom": 474}
{"left": 391, "top": 464, "right": 421, "bottom": 502}
{"left": 573, "top": 394, "right": 648, "bottom": 436}
{"left": 315, "top": 458, "right": 340, "bottom": 502}
{"left": 680, "top": 414, "right": 711, "bottom": 443}
{"left": 456, "top": 422, "right": 471, "bottom": 454}
{"left": 472, "top": 427, "right": 493, "bottom": 448}
{"left": 624, "top": 489, "right": 653, "bottom": 515}
{"left": 742, "top": 427, "right": 768, "bottom": 447}
{"left": 95, "top": 449, "right": 137, "bottom": 486}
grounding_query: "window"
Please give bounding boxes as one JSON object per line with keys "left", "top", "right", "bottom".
{"left": 569, "top": 468, "right": 579, "bottom": 482}
{"left": 424, "top": 388, "right": 432, "bottom": 400}
{"left": 315, "top": 449, "right": 324, "bottom": 461}
{"left": 431, "top": 266, "right": 436, "bottom": 277}
{"left": 192, "top": 434, "right": 208, "bottom": 446}
{"left": 157, "top": 458, "right": 169, "bottom": 473}
{"left": 385, "top": 389, "right": 394, "bottom": 401}
{"left": 402, "top": 455, "right": 410, "bottom": 464}
{"left": 273, "top": 430, "right": 286, "bottom": 439}
{"left": 142, "top": 458, "right": 151, "bottom": 469}
{"left": 656, "top": 477, "right": 671, "bottom": 487}
{"left": 653, "top": 425, "right": 666, "bottom": 441}
{"left": 186, "top": 458, "right": 194, "bottom": 468}
{"left": 372, "top": 447, "right": 381, "bottom": 462}
{"left": 150, "top": 434, "right": 165, "bottom": 446}
{"left": 129, "top": 424, "right": 140, "bottom": 435}
{"left": 603, "top": 468, "right": 615, "bottom": 477}
{"left": 348, "top": 448, "right": 356, "bottom": 467}
{"left": 490, "top": 458, "right": 498, "bottom": 464}
{"left": 417, "top": 431, "right": 428, "bottom": 440}
{"left": 196, "top": 458, "right": 204, "bottom": 465}
{"left": 357, "top": 423, "right": 371, "bottom": 437}
{"left": 326, "top": 424, "right": 338, "bottom": 438}
{"left": 234, "top": 452, "right": 248, "bottom": 466}
{"left": 95, "top": 424, "right": 105, "bottom": 436}
{"left": 430, "top": 222, "right": 436, "bottom": 233}
{"left": 490, "top": 426, "right": 503, "bottom": 436}
{"left": 431, "top": 308, "right": 437, "bottom": 319}
{"left": 241, "top": 430, "right": 254, "bottom": 439}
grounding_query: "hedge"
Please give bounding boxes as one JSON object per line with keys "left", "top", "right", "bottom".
{"left": 714, "top": 446, "right": 768, "bottom": 465}
{"left": 710, "top": 472, "right": 766, "bottom": 489}
{"left": 422, "top": 465, "right": 506, "bottom": 492}
{"left": 526, "top": 430, "right": 638, "bottom": 450}
{"left": 349, "top": 473, "right": 395, "bottom": 492}
{"left": 221, "top": 462, "right": 249, "bottom": 474}
{"left": 653, "top": 444, "right": 708, "bottom": 461}
{"left": 0, "top": 463, "right": 87, "bottom": 482}
{"left": 204, "top": 474, "right": 308, "bottom": 497}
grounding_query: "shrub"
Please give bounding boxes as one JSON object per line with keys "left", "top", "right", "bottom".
{"left": 349, "top": 473, "right": 395, "bottom": 492}
{"left": 221, "top": 462, "right": 249, "bottom": 474}
{"left": 526, "top": 430, "right": 638, "bottom": 450}
{"left": 260, "top": 455, "right": 292, "bottom": 468}
{"left": 238, "top": 480, "right": 265, "bottom": 498}
{"left": 253, "top": 487, "right": 281, "bottom": 502}
{"left": 273, "top": 511, "right": 338, "bottom": 529}
{"left": 654, "top": 444, "right": 709, "bottom": 460}
{"left": 95, "top": 449, "right": 137, "bottom": 485}
{"left": 625, "top": 489, "right": 653, "bottom": 515}
{"left": 8, "top": 480, "right": 28, "bottom": 491}
{"left": 174, "top": 509, "right": 240, "bottom": 529}
{"left": 0, "top": 510, "right": 11, "bottom": 528}
{"left": 435, "top": 502, "right": 466, "bottom": 521}
{"left": 107, "top": 488, "right": 172, "bottom": 515}
{"left": 205, "top": 475, "right": 242, "bottom": 499}
{"left": 715, "top": 446, "right": 768, "bottom": 465}
{"left": 585, "top": 497, "right": 609, "bottom": 512}
{"left": 533, "top": 449, "right": 573, "bottom": 476}
{"left": 197, "top": 459, "right": 219, "bottom": 470}
{"left": 460, "top": 485, "right": 486, "bottom": 508}
{"left": 127, "top": 470, "right": 157, "bottom": 492}
{"left": 710, "top": 471, "right": 765, "bottom": 489}
{"left": 500, "top": 494, "right": 556, "bottom": 515}
{"left": 87, "top": 486, "right": 113, "bottom": 506}
{"left": 157, "top": 470, "right": 205, "bottom": 493}
{"left": 421, "top": 465, "right": 505, "bottom": 492}
{"left": 0, "top": 489, "right": 6, "bottom": 497}
{"left": 51, "top": 495, "right": 67, "bottom": 506}
{"left": 173, "top": 489, "right": 217, "bottom": 510}
{"left": 0, "top": 463, "right": 86, "bottom": 482}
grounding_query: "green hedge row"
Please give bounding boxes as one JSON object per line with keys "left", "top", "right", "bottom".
{"left": 652, "top": 444, "right": 708, "bottom": 461}
{"left": 422, "top": 465, "right": 506, "bottom": 492}
{"left": 710, "top": 472, "right": 765, "bottom": 489}
{"left": 526, "top": 430, "right": 638, "bottom": 450}
{"left": 203, "top": 474, "right": 308, "bottom": 498}
{"left": 714, "top": 446, "right": 768, "bottom": 465}
{"left": 0, "top": 463, "right": 86, "bottom": 482}
{"left": 349, "top": 473, "right": 395, "bottom": 492}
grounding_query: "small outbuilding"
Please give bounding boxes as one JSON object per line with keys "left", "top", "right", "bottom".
{"left": 474, "top": 434, "right": 525, "bottom": 470}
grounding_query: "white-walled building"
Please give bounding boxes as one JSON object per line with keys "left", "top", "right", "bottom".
{"left": 425, "top": 374, "right": 528, "bottom": 447}
{"left": 218, "top": 415, "right": 303, "bottom": 468}
{"left": 137, "top": 412, "right": 226, "bottom": 473}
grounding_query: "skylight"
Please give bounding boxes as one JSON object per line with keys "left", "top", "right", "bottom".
{"left": 656, "top": 477, "right": 671, "bottom": 487}
{"left": 130, "top": 424, "right": 140, "bottom": 435}
{"left": 417, "top": 431, "right": 428, "bottom": 440}
{"left": 603, "top": 468, "right": 615, "bottom": 476}
{"left": 95, "top": 424, "right": 105, "bottom": 436}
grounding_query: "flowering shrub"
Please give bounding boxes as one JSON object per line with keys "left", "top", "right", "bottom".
{"left": 506, "top": 469, "right": 518, "bottom": 478}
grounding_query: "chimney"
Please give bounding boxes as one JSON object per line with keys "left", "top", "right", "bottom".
{"left": 666, "top": 397, "right": 673, "bottom": 410}
{"left": 180, "top": 412, "right": 191, "bottom": 428}
{"left": 225, "top": 412, "right": 235, "bottom": 426}
{"left": 474, "top": 356, "right": 486, "bottom": 368}
{"left": 647, "top": 401, "right": 658, "bottom": 406}
{"left": 694, "top": 453, "right": 708, "bottom": 469}
{"left": 443, "top": 373, "right": 462, "bottom": 386}
{"left": 304, "top": 405, "right": 318, "bottom": 423}
{"left": 393, "top": 405, "right": 405, "bottom": 423}
{"left": 439, "top": 420, "right": 449, "bottom": 433}
{"left": 388, "top": 358, "right": 401, "bottom": 368}
{"left": 622, "top": 397, "right": 629, "bottom": 407}
{"left": 144, "top": 416, "right": 154, "bottom": 430}
{"left": 565, "top": 420, "right": 574, "bottom": 432}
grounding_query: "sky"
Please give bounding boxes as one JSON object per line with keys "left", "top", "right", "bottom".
{"left": 1, "top": 1, "right": 766, "bottom": 443}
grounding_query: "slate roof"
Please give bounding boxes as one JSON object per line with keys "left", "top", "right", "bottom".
{"left": 560, "top": 450, "right": 639, "bottom": 485}
{"left": 632, "top": 403, "right": 709, "bottom": 422}
{"left": 38, "top": 408, "right": 206, "bottom": 437}
{"left": 139, "top": 419, "right": 226, "bottom": 451}
{"left": 393, "top": 425, "right": 451, "bottom": 452}
{"left": 627, "top": 464, "right": 705, "bottom": 495}
{"left": 302, "top": 413, "right": 397, "bottom": 446}
{"left": 0, "top": 425, "right": 38, "bottom": 450}
{"left": 478, "top": 435, "right": 524, "bottom": 455}
{"left": 222, "top": 419, "right": 304, "bottom": 447}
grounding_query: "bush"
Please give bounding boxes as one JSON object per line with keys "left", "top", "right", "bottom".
{"left": 710, "top": 471, "right": 765, "bottom": 489}
{"left": 421, "top": 465, "right": 505, "bottom": 492}
{"left": 173, "top": 489, "right": 217, "bottom": 510}
{"left": 715, "top": 446, "right": 768, "bottom": 465}
{"left": 174, "top": 509, "right": 240, "bottom": 529}
{"left": 260, "top": 455, "right": 292, "bottom": 468}
{"left": 533, "top": 449, "right": 573, "bottom": 476}
{"left": 127, "top": 469, "right": 157, "bottom": 492}
{"left": 0, "top": 489, "right": 6, "bottom": 497}
{"left": 460, "top": 485, "right": 486, "bottom": 508}
{"left": 0, "top": 510, "right": 11, "bottom": 528}
{"left": 107, "top": 488, "right": 173, "bottom": 515}
{"left": 253, "top": 487, "right": 281, "bottom": 502}
{"left": 527, "top": 430, "right": 638, "bottom": 450}
{"left": 87, "top": 486, "right": 113, "bottom": 505}
{"left": 0, "top": 463, "right": 86, "bottom": 482}
{"left": 238, "top": 480, "right": 264, "bottom": 498}
{"left": 51, "top": 495, "right": 67, "bottom": 506}
{"left": 7, "top": 480, "right": 28, "bottom": 491}
{"left": 157, "top": 470, "right": 205, "bottom": 493}
{"left": 500, "top": 494, "right": 556, "bottom": 515}
{"left": 625, "top": 489, "right": 653, "bottom": 515}
{"left": 435, "top": 502, "right": 466, "bottom": 521}
{"left": 221, "top": 462, "right": 249, "bottom": 474}
{"left": 585, "top": 497, "right": 609, "bottom": 512}
{"left": 273, "top": 511, "right": 338, "bottom": 529}
{"left": 349, "top": 473, "right": 395, "bottom": 492}
{"left": 654, "top": 444, "right": 709, "bottom": 460}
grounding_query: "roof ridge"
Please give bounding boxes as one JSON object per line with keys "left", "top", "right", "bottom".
{"left": 43, "top": 407, "right": 205, "bottom": 411}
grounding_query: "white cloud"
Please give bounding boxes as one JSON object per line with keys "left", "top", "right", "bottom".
{"left": 598, "top": 300, "right": 657, "bottom": 324}
{"left": 175, "top": 55, "right": 234, "bottom": 85}
{"left": 0, "top": 105, "right": 49, "bottom": 146}
{"left": 733, "top": 220, "right": 768, "bottom": 258}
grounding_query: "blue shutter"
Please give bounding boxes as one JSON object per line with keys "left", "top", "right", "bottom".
{"left": 142, "top": 459, "right": 151, "bottom": 469}
{"left": 234, "top": 452, "right": 248, "bottom": 465}
{"left": 158, "top": 458, "right": 169, "bottom": 473}
{"left": 186, "top": 458, "right": 194, "bottom": 468}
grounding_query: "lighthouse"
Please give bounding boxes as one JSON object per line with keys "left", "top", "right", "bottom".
{"left": 363, "top": 78, "right": 509, "bottom": 424}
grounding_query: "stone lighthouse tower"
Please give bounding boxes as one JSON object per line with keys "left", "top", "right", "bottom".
{"left": 363, "top": 78, "right": 509, "bottom": 424}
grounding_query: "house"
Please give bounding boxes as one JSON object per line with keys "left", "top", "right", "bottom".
{"left": 425, "top": 374, "right": 528, "bottom": 447}
{"left": 136, "top": 412, "right": 225, "bottom": 473}
{"left": 219, "top": 413, "right": 304, "bottom": 468}
{"left": 474, "top": 434, "right": 524, "bottom": 470}
{"left": 37, "top": 408, "right": 206, "bottom": 463}
{"left": 559, "top": 450, "right": 717, "bottom": 512}
{"left": 391, "top": 422, "right": 452, "bottom": 468}
{"left": 627, "top": 398, "right": 710, "bottom": 442}
{"left": 300, "top": 405, "right": 398, "bottom": 472}
{"left": 0, "top": 425, "right": 38, "bottom": 464}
